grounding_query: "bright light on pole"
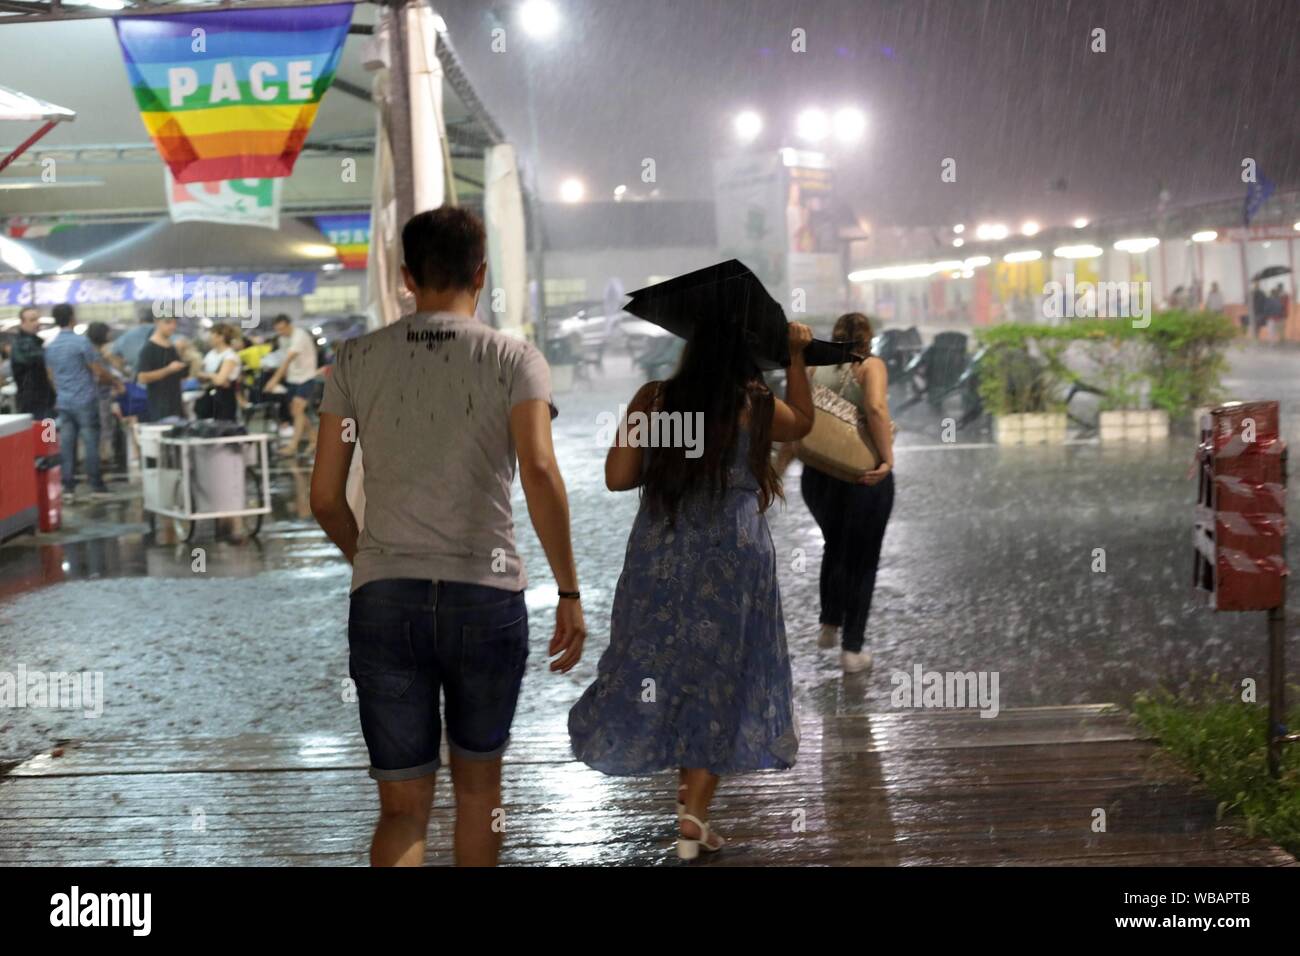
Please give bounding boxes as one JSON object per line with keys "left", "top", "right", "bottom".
{"left": 559, "top": 177, "right": 585, "bottom": 203}
{"left": 518, "top": 0, "right": 560, "bottom": 39}
{"left": 1020, "top": 220, "right": 1040, "bottom": 236}
{"left": 832, "top": 107, "right": 866, "bottom": 144}
{"left": 613, "top": 184, "right": 627, "bottom": 201}
{"left": 1072, "top": 216, "right": 1089, "bottom": 229}
{"left": 974, "top": 223, "right": 1009, "bottom": 241}
{"left": 1191, "top": 230, "right": 1217, "bottom": 243}
{"left": 796, "top": 108, "right": 829, "bottom": 143}
{"left": 734, "top": 110, "right": 763, "bottom": 142}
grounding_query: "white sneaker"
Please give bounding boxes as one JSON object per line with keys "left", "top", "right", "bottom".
{"left": 841, "top": 649, "right": 873, "bottom": 674}
{"left": 818, "top": 624, "right": 839, "bottom": 648}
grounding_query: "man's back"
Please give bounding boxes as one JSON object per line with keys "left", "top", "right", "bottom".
{"left": 320, "top": 311, "right": 554, "bottom": 593}
{"left": 44, "top": 330, "right": 98, "bottom": 408}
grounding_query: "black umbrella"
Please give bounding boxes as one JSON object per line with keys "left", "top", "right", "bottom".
{"left": 624, "top": 259, "right": 861, "bottom": 370}
{"left": 1251, "top": 265, "right": 1291, "bottom": 283}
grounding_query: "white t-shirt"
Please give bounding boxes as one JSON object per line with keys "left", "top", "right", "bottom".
{"left": 280, "top": 327, "right": 318, "bottom": 385}
{"left": 319, "top": 311, "right": 556, "bottom": 593}
{"left": 202, "top": 347, "right": 241, "bottom": 384}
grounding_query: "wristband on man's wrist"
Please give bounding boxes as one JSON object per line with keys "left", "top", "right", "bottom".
{"left": 558, "top": 589, "right": 580, "bottom": 600}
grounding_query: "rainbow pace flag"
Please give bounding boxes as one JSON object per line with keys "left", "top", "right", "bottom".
{"left": 113, "top": 3, "right": 354, "bottom": 183}
{"left": 315, "top": 214, "right": 370, "bottom": 270}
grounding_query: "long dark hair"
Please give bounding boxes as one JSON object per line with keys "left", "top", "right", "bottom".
{"left": 641, "top": 317, "right": 782, "bottom": 523}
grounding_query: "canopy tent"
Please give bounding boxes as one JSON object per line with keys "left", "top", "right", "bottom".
{"left": 21, "top": 218, "right": 343, "bottom": 273}
{"left": 0, "top": 233, "right": 65, "bottom": 275}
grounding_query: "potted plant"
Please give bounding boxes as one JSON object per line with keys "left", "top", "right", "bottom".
{"left": 977, "top": 327, "right": 1070, "bottom": 445}
{"left": 1074, "top": 326, "right": 1170, "bottom": 442}
{"left": 1140, "top": 310, "right": 1236, "bottom": 431}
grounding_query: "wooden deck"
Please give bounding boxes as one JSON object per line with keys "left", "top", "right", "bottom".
{"left": 1, "top": 705, "right": 1293, "bottom": 866}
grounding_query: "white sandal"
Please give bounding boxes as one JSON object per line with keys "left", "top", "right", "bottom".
{"left": 677, "top": 813, "right": 724, "bottom": 860}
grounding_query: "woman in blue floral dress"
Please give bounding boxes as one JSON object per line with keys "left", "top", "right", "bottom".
{"left": 569, "top": 320, "right": 815, "bottom": 859}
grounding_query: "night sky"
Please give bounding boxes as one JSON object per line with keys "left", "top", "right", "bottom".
{"left": 435, "top": 0, "right": 1300, "bottom": 228}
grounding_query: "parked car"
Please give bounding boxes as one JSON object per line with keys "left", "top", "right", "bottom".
{"left": 543, "top": 301, "right": 627, "bottom": 372}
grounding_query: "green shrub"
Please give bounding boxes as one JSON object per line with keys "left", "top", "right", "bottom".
{"left": 1141, "top": 310, "right": 1236, "bottom": 417}
{"left": 975, "top": 311, "right": 1235, "bottom": 418}
{"left": 1133, "top": 685, "right": 1300, "bottom": 856}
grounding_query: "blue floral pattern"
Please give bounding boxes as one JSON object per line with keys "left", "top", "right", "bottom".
{"left": 569, "top": 431, "right": 799, "bottom": 775}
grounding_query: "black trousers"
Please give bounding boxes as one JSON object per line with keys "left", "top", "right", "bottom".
{"left": 198, "top": 386, "right": 238, "bottom": 422}
{"left": 800, "top": 465, "right": 895, "bottom": 652}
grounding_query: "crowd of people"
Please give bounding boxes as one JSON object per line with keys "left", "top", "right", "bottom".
{"left": 1, "top": 304, "right": 329, "bottom": 499}
{"left": 309, "top": 207, "right": 897, "bottom": 866}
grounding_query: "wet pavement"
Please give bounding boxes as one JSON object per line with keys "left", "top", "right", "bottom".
{"left": 3, "top": 345, "right": 1298, "bottom": 767}
{"left": 3, "top": 704, "right": 1293, "bottom": 866}
{"left": 1, "top": 343, "right": 1297, "bottom": 864}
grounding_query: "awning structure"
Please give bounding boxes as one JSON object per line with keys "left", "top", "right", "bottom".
{"left": 0, "top": 83, "right": 75, "bottom": 174}
{"left": 0, "top": 1, "right": 528, "bottom": 332}
{"left": 19, "top": 218, "right": 342, "bottom": 273}
{"left": 0, "top": 233, "right": 64, "bottom": 275}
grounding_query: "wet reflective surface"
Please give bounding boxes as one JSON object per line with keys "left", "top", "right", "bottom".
{"left": 1, "top": 346, "right": 1297, "bottom": 864}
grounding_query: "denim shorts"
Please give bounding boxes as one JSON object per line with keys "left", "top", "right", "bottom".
{"left": 288, "top": 380, "right": 316, "bottom": 401}
{"left": 347, "top": 578, "right": 529, "bottom": 781}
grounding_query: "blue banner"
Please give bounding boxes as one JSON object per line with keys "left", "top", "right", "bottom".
{"left": 0, "top": 271, "right": 320, "bottom": 308}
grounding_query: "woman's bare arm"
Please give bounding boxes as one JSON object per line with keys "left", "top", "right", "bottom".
{"left": 605, "top": 381, "right": 660, "bottom": 491}
{"left": 859, "top": 356, "right": 894, "bottom": 483}
{"left": 770, "top": 324, "right": 814, "bottom": 442}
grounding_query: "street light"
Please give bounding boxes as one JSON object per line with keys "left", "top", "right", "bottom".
{"left": 490, "top": 1, "right": 562, "bottom": 343}
{"left": 832, "top": 107, "right": 866, "bottom": 144}
{"left": 734, "top": 110, "right": 763, "bottom": 142}
{"left": 1072, "top": 217, "right": 1089, "bottom": 229}
{"left": 796, "top": 108, "right": 829, "bottom": 143}
{"left": 518, "top": 0, "right": 560, "bottom": 39}
{"left": 1020, "top": 220, "right": 1040, "bottom": 236}
{"left": 559, "top": 177, "right": 585, "bottom": 203}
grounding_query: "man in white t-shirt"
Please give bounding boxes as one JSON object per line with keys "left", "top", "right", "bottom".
{"left": 310, "top": 206, "right": 586, "bottom": 866}
{"left": 264, "top": 314, "right": 319, "bottom": 456}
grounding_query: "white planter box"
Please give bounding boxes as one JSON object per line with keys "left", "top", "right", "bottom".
{"left": 1099, "top": 409, "right": 1170, "bottom": 442}
{"left": 994, "top": 412, "right": 1068, "bottom": 446}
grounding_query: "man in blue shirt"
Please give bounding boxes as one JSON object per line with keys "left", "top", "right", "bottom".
{"left": 44, "top": 303, "right": 119, "bottom": 500}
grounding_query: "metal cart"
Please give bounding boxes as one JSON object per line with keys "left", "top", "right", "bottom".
{"left": 138, "top": 424, "right": 272, "bottom": 541}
